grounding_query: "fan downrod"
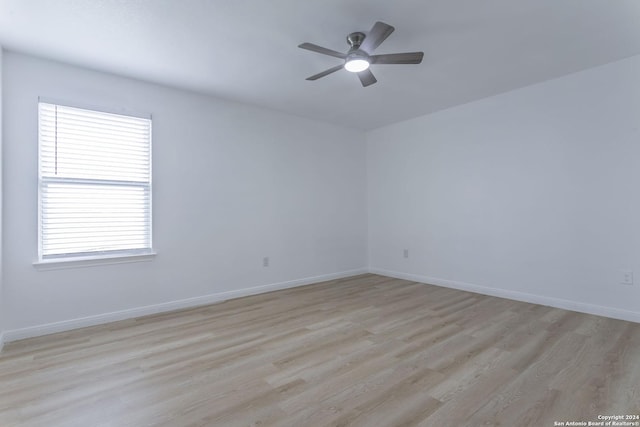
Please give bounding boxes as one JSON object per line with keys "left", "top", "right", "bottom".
{"left": 346, "top": 32, "right": 366, "bottom": 50}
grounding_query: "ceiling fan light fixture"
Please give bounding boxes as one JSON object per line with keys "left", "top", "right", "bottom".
{"left": 344, "top": 53, "right": 370, "bottom": 73}
{"left": 299, "top": 22, "right": 423, "bottom": 86}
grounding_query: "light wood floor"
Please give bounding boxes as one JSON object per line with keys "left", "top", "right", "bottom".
{"left": 1, "top": 274, "right": 639, "bottom": 427}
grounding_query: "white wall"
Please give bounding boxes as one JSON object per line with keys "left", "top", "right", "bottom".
{"left": 367, "top": 54, "right": 640, "bottom": 322}
{"left": 3, "top": 52, "right": 367, "bottom": 337}
{"left": 4, "top": 49, "right": 640, "bottom": 343}
{"left": 0, "top": 47, "right": 4, "bottom": 350}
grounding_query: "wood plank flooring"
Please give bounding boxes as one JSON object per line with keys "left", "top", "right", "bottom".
{"left": 1, "top": 274, "right": 639, "bottom": 426}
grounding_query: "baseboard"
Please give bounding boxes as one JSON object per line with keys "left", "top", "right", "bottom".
{"left": 370, "top": 268, "right": 640, "bottom": 324}
{"left": 3, "top": 268, "right": 368, "bottom": 343}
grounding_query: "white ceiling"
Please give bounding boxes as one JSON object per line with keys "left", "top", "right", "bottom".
{"left": 2, "top": 0, "right": 640, "bottom": 130}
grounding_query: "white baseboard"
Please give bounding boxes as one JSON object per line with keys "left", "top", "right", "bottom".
{"left": 370, "top": 268, "right": 640, "bottom": 324}
{"left": 3, "top": 268, "right": 368, "bottom": 343}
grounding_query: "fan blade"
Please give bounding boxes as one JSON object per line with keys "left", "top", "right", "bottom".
{"left": 298, "top": 43, "right": 347, "bottom": 59}
{"left": 370, "top": 52, "right": 424, "bottom": 64}
{"left": 357, "top": 69, "right": 377, "bottom": 87}
{"left": 306, "top": 64, "right": 344, "bottom": 81}
{"left": 360, "top": 21, "right": 395, "bottom": 54}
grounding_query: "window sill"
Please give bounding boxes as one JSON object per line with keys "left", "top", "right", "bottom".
{"left": 33, "top": 252, "right": 156, "bottom": 271}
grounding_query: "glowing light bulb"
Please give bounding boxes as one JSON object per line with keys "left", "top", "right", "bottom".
{"left": 344, "top": 58, "right": 370, "bottom": 72}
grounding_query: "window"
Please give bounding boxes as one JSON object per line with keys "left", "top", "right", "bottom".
{"left": 38, "top": 101, "right": 152, "bottom": 262}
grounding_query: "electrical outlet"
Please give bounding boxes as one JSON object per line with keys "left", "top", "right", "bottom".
{"left": 620, "top": 270, "right": 633, "bottom": 285}
{"left": 263, "top": 257, "right": 269, "bottom": 267}
{"left": 403, "top": 249, "right": 409, "bottom": 259}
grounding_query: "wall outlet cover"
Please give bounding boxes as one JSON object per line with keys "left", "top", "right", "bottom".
{"left": 620, "top": 270, "right": 633, "bottom": 285}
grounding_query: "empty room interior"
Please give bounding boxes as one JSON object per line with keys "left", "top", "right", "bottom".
{"left": 1, "top": 1, "right": 640, "bottom": 426}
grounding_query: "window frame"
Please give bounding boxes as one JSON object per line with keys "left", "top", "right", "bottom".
{"left": 35, "top": 99, "right": 155, "bottom": 268}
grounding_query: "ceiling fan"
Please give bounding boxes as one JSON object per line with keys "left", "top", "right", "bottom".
{"left": 298, "top": 21, "right": 424, "bottom": 87}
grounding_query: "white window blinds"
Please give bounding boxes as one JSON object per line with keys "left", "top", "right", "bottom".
{"left": 38, "top": 102, "right": 152, "bottom": 260}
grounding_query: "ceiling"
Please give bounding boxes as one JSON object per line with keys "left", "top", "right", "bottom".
{"left": 2, "top": 0, "right": 640, "bottom": 131}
